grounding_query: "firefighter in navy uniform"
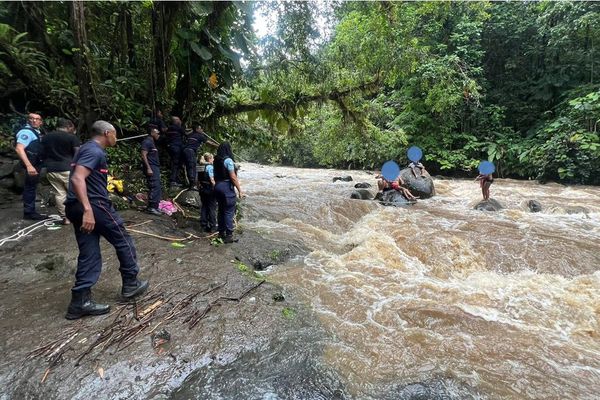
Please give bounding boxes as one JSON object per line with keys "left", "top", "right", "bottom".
{"left": 64, "top": 120, "right": 149, "bottom": 320}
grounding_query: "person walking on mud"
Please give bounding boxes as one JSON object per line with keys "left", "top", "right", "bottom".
{"left": 64, "top": 120, "right": 149, "bottom": 320}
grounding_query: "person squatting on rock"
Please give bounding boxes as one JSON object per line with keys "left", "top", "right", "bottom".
{"left": 14, "top": 113, "right": 46, "bottom": 220}
{"left": 166, "top": 116, "right": 185, "bottom": 187}
{"left": 475, "top": 173, "right": 494, "bottom": 201}
{"left": 141, "top": 128, "right": 162, "bottom": 216}
{"left": 198, "top": 152, "right": 217, "bottom": 233}
{"left": 182, "top": 124, "right": 208, "bottom": 190}
{"left": 214, "top": 142, "right": 244, "bottom": 243}
{"left": 409, "top": 161, "right": 427, "bottom": 178}
{"left": 42, "top": 118, "right": 80, "bottom": 225}
{"left": 64, "top": 120, "right": 149, "bottom": 320}
{"left": 376, "top": 173, "right": 418, "bottom": 201}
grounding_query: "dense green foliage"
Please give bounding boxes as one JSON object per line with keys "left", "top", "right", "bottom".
{"left": 0, "top": 1, "right": 598, "bottom": 183}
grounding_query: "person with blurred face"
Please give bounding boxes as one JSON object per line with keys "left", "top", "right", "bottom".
{"left": 64, "top": 120, "right": 149, "bottom": 320}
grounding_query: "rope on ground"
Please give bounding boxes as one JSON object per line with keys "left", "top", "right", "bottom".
{"left": 127, "top": 228, "right": 200, "bottom": 242}
{"left": 0, "top": 215, "right": 62, "bottom": 247}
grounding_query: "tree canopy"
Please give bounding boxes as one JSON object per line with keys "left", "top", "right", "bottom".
{"left": 0, "top": 1, "right": 598, "bottom": 183}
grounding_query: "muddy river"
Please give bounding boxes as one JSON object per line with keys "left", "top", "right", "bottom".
{"left": 177, "top": 163, "right": 600, "bottom": 399}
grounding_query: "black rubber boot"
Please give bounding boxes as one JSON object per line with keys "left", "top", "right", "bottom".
{"left": 65, "top": 289, "right": 110, "bottom": 320}
{"left": 121, "top": 279, "right": 149, "bottom": 299}
{"left": 223, "top": 235, "right": 238, "bottom": 243}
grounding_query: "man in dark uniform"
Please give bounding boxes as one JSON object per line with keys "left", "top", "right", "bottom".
{"left": 141, "top": 128, "right": 162, "bottom": 215}
{"left": 147, "top": 109, "right": 167, "bottom": 134}
{"left": 166, "top": 116, "right": 185, "bottom": 187}
{"left": 182, "top": 124, "right": 218, "bottom": 189}
{"left": 64, "top": 120, "right": 149, "bottom": 320}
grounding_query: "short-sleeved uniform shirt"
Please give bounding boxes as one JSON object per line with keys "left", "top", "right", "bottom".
{"left": 66, "top": 140, "right": 109, "bottom": 204}
{"left": 184, "top": 132, "right": 207, "bottom": 151}
{"left": 166, "top": 125, "right": 185, "bottom": 146}
{"left": 206, "top": 164, "right": 214, "bottom": 179}
{"left": 224, "top": 158, "right": 235, "bottom": 172}
{"left": 42, "top": 130, "right": 80, "bottom": 172}
{"left": 16, "top": 125, "right": 41, "bottom": 148}
{"left": 141, "top": 136, "right": 159, "bottom": 166}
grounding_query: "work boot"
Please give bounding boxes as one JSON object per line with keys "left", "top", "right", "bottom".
{"left": 223, "top": 234, "right": 238, "bottom": 244}
{"left": 65, "top": 289, "right": 110, "bottom": 320}
{"left": 24, "top": 212, "right": 48, "bottom": 221}
{"left": 145, "top": 207, "right": 162, "bottom": 216}
{"left": 121, "top": 279, "right": 149, "bottom": 299}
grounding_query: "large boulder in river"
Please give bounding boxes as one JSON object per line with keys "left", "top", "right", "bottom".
{"left": 398, "top": 168, "right": 435, "bottom": 199}
{"left": 333, "top": 176, "right": 353, "bottom": 182}
{"left": 350, "top": 189, "right": 373, "bottom": 200}
{"left": 354, "top": 182, "right": 371, "bottom": 189}
{"left": 474, "top": 198, "right": 503, "bottom": 211}
{"left": 527, "top": 200, "right": 542, "bottom": 213}
{"left": 375, "top": 189, "right": 414, "bottom": 206}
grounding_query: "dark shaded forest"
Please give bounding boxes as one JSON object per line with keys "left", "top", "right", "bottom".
{"left": 0, "top": 1, "right": 598, "bottom": 183}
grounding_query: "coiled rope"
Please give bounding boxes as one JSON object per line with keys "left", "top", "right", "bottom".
{"left": 0, "top": 215, "right": 62, "bottom": 247}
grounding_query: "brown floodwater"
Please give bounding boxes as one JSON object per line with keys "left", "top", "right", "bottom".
{"left": 239, "top": 164, "right": 600, "bottom": 399}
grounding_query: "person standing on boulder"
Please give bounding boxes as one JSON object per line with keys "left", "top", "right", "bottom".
{"left": 141, "top": 128, "right": 162, "bottom": 215}
{"left": 475, "top": 173, "right": 494, "bottom": 201}
{"left": 64, "top": 120, "right": 149, "bottom": 320}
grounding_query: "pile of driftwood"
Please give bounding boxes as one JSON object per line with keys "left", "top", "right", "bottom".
{"left": 26, "top": 277, "right": 265, "bottom": 382}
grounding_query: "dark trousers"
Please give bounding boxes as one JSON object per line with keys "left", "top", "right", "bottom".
{"left": 23, "top": 170, "right": 40, "bottom": 215}
{"left": 200, "top": 190, "right": 217, "bottom": 231}
{"left": 144, "top": 165, "right": 162, "bottom": 209}
{"left": 65, "top": 200, "right": 139, "bottom": 292}
{"left": 167, "top": 144, "right": 183, "bottom": 184}
{"left": 214, "top": 181, "right": 236, "bottom": 237}
{"left": 183, "top": 148, "right": 198, "bottom": 187}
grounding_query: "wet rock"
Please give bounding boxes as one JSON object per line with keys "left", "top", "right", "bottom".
{"left": 350, "top": 189, "right": 373, "bottom": 200}
{"left": 0, "top": 160, "right": 17, "bottom": 179}
{"left": 333, "top": 176, "right": 353, "bottom": 182}
{"left": 237, "top": 246, "right": 292, "bottom": 271}
{"left": 376, "top": 190, "right": 414, "bottom": 206}
{"left": 398, "top": 168, "right": 435, "bottom": 199}
{"left": 272, "top": 293, "right": 285, "bottom": 302}
{"left": 354, "top": 182, "right": 371, "bottom": 189}
{"left": 0, "top": 177, "right": 15, "bottom": 189}
{"left": 35, "top": 254, "right": 65, "bottom": 272}
{"left": 474, "top": 198, "right": 503, "bottom": 211}
{"left": 178, "top": 189, "right": 201, "bottom": 208}
{"left": 527, "top": 200, "right": 542, "bottom": 212}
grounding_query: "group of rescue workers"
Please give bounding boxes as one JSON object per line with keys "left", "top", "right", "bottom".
{"left": 13, "top": 111, "right": 244, "bottom": 320}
